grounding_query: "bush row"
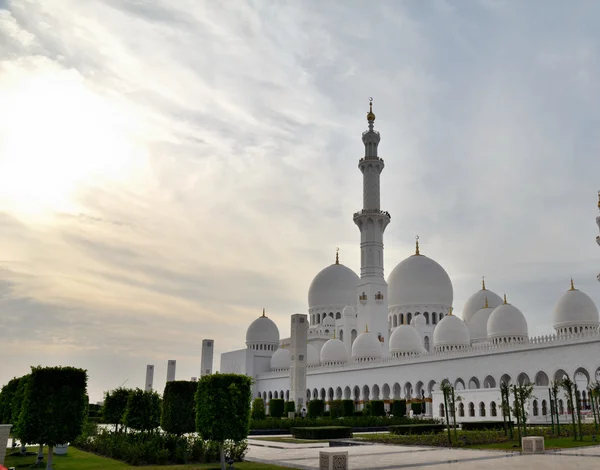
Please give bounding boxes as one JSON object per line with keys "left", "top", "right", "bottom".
{"left": 461, "top": 421, "right": 513, "bottom": 431}
{"left": 361, "top": 429, "right": 510, "bottom": 447}
{"left": 250, "top": 415, "right": 436, "bottom": 430}
{"left": 292, "top": 426, "right": 353, "bottom": 440}
{"left": 389, "top": 424, "right": 445, "bottom": 435}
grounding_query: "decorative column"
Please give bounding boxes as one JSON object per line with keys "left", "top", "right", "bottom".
{"left": 353, "top": 99, "right": 391, "bottom": 354}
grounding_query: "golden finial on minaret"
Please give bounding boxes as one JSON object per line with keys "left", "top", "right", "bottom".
{"left": 365, "top": 324, "right": 369, "bottom": 333}
{"left": 415, "top": 235, "right": 420, "bottom": 255}
{"left": 484, "top": 297, "right": 489, "bottom": 308}
{"left": 503, "top": 294, "right": 507, "bottom": 304}
{"left": 448, "top": 307, "right": 453, "bottom": 316}
{"left": 597, "top": 190, "right": 600, "bottom": 209}
{"left": 569, "top": 278, "right": 576, "bottom": 291}
{"left": 367, "top": 97, "right": 375, "bottom": 121}
{"left": 482, "top": 276, "right": 486, "bottom": 290}
{"left": 335, "top": 247, "right": 339, "bottom": 265}
{"left": 262, "top": 308, "right": 266, "bottom": 317}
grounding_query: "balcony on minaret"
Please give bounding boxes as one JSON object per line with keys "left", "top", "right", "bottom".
{"left": 359, "top": 292, "right": 367, "bottom": 303}
{"left": 375, "top": 291, "right": 384, "bottom": 303}
{"left": 359, "top": 156, "right": 384, "bottom": 163}
{"left": 353, "top": 209, "right": 391, "bottom": 220}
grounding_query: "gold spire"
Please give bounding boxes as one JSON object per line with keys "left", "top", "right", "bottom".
{"left": 597, "top": 190, "right": 600, "bottom": 209}
{"left": 365, "top": 324, "right": 369, "bottom": 333}
{"left": 415, "top": 235, "right": 420, "bottom": 255}
{"left": 367, "top": 97, "right": 375, "bottom": 121}
{"left": 503, "top": 294, "right": 507, "bottom": 305}
{"left": 335, "top": 247, "right": 339, "bottom": 265}
{"left": 482, "top": 276, "right": 486, "bottom": 291}
{"left": 448, "top": 307, "right": 453, "bottom": 316}
{"left": 262, "top": 308, "right": 266, "bottom": 317}
{"left": 484, "top": 297, "right": 489, "bottom": 308}
{"left": 569, "top": 278, "right": 576, "bottom": 291}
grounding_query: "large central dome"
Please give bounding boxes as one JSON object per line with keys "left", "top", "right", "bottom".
{"left": 308, "top": 262, "right": 359, "bottom": 309}
{"left": 388, "top": 251, "right": 453, "bottom": 308}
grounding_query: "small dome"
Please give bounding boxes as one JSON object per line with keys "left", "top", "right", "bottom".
{"left": 487, "top": 301, "right": 528, "bottom": 341}
{"left": 388, "top": 251, "right": 453, "bottom": 308}
{"left": 308, "top": 263, "right": 359, "bottom": 309}
{"left": 351, "top": 331, "right": 383, "bottom": 361}
{"left": 389, "top": 324, "right": 423, "bottom": 355}
{"left": 468, "top": 306, "right": 493, "bottom": 343}
{"left": 411, "top": 314, "right": 426, "bottom": 327}
{"left": 307, "top": 343, "right": 320, "bottom": 367}
{"left": 322, "top": 316, "right": 335, "bottom": 327}
{"left": 553, "top": 284, "right": 600, "bottom": 332}
{"left": 246, "top": 312, "right": 280, "bottom": 346}
{"left": 343, "top": 305, "right": 357, "bottom": 317}
{"left": 433, "top": 314, "right": 470, "bottom": 349}
{"left": 270, "top": 347, "right": 290, "bottom": 370}
{"left": 461, "top": 285, "right": 503, "bottom": 323}
{"left": 320, "top": 338, "right": 348, "bottom": 365}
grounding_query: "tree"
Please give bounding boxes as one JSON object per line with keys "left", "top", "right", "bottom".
{"left": 123, "top": 388, "right": 161, "bottom": 433}
{"left": 102, "top": 388, "right": 131, "bottom": 432}
{"left": 0, "top": 377, "right": 20, "bottom": 423}
{"left": 440, "top": 381, "right": 453, "bottom": 446}
{"left": 161, "top": 381, "right": 197, "bottom": 436}
{"left": 16, "top": 366, "right": 87, "bottom": 470}
{"left": 551, "top": 382, "right": 560, "bottom": 436}
{"left": 560, "top": 375, "right": 578, "bottom": 441}
{"left": 251, "top": 398, "right": 266, "bottom": 420}
{"left": 590, "top": 382, "right": 600, "bottom": 433}
{"left": 500, "top": 381, "right": 513, "bottom": 439}
{"left": 268, "top": 399, "right": 285, "bottom": 418}
{"left": 196, "top": 373, "right": 252, "bottom": 470}
{"left": 511, "top": 383, "right": 534, "bottom": 440}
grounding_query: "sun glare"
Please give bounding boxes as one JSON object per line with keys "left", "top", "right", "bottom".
{"left": 0, "top": 68, "right": 146, "bottom": 221}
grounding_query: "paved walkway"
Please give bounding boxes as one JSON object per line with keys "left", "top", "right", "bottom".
{"left": 246, "top": 440, "right": 600, "bottom": 469}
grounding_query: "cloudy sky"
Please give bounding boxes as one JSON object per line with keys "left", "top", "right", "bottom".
{"left": 1, "top": 0, "right": 599, "bottom": 401}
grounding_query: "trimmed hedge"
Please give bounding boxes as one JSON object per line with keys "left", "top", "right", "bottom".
{"left": 251, "top": 398, "right": 266, "bottom": 420}
{"left": 461, "top": 421, "right": 513, "bottom": 431}
{"left": 123, "top": 389, "right": 162, "bottom": 432}
{"left": 308, "top": 399, "right": 325, "bottom": 418}
{"left": 389, "top": 424, "right": 445, "bottom": 435}
{"left": 292, "top": 426, "right": 352, "bottom": 439}
{"left": 411, "top": 401, "right": 424, "bottom": 415}
{"left": 269, "top": 399, "right": 285, "bottom": 418}
{"left": 370, "top": 400, "right": 385, "bottom": 417}
{"left": 342, "top": 399, "right": 355, "bottom": 417}
{"left": 361, "top": 429, "right": 509, "bottom": 447}
{"left": 284, "top": 401, "right": 296, "bottom": 414}
{"left": 391, "top": 399, "right": 406, "bottom": 417}
{"left": 329, "top": 400, "right": 343, "bottom": 418}
{"left": 102, "top": 388, "right": 132, "bottom": 430}
{"left": 250, "top": 415, "right": 436, "bottom": 430}
{"left": 161, "top": 381, "right": 198, "bottom": 436}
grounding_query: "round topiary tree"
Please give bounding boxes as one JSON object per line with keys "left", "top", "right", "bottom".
{"left": 251, "top": 398, "right": 266, "bottom": 420}
{"left": 102, "top": 388, "right": 131, "bottom": 432}
{"left": 268, "top": 399, "right": 285, "bottom": 418}
{"left": 123, "top": 388, "right": 161, "bottom": 433}
{"left": 161, "top": 380, "right": 198, "bottom": 436}
{"left": 196, "top": 373, "right": 252, "bottom": 470}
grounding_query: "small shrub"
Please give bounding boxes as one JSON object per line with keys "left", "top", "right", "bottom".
{"left": 462, "top": 421, "right": 513, "bottom": 431}
{"left": 251, "top": 398, "right": 266, "bottom": 420}
{"left": 102, "top": 388, "right": 132, "bottom": 431}
{"left": 342, "top": 399, "right": 355, "bottom": 417}
{"left": 389, "top": 424, "right": 445, "bottom": 435}
{"left": 329, "top": 400, "right": 344, "bottom": 418}
{"left": 370, "top": 400, "right": 386, "bottom": 417}
{"left": 269, "top": 399, "right": 285, "bottom": 418}
{"left": 411, "top": 401, "right": 424, "bottom": 415}
{"left": 292, "top": 426, "right": 352, "bottom": 439}
{"left": 123, "top": 389, "right": 161, "bottom": 432}
{"left": 391, "top": 400, "right": 406, "bottom": 417}
{"left": 284, "top": 401, "right": 296, "bottom": 414}
{"left": 308, "top": 399, "right": 325, "bottom": 418}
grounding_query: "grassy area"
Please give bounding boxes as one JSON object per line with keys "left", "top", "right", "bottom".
{"left": 251, "top": 437, "right": 328, "bottom": 444}
{"left": 468, "top": 436, "right": 600, "bottom": 451}
{"left": 4, "top": 447, "right": 288, "bottom": 469}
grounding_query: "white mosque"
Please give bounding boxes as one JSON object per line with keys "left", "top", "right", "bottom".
{"left": 220, "top": 102, "right": 600, "bottom": 422}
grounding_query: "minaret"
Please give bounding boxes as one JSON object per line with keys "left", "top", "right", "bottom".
{"left": 201, "top": 339, "right": 214, "bottom": 377}
{"left": 353, "top": 99, "right": 391, "bottom": 354}
{"left": 596, "top": 191, "right": 600, "bottom": 282}
{"left": 289, "top": 314, "right": 308, "bottom": 412}
{"left": 166, "top": 359, "right": 176, "bottom": 382}
{"left": 145, "top": 365, "right": 154, "bottom": 391}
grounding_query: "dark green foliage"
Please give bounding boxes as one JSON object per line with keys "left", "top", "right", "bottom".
{"left": 75, "top": 428, "right": 248, "bottom": 465}
{"left": 102, "top": 388, "right": 131, "bottom": 429}
{"left": 308, "top": 399, "right": 325, "bottom": 418}
{"left": 370, "top": 400, "right": 386, "bottom": 417}
{"left": 196, "top": 373, "right": 252, "bottom": 443}
{"left": 342, "top": 399, "right": 355, "bottom": 417}
{"left": 292, "top": 426, "right": 352, "bottom": 439}
{"left": 284, "top": 401, "right": 296, "bottom": 414}
{"left": 389, "top": 424, "right": 446, "bottom": 435}
{"left": 161, "top": 381, "right": 198, "bottom": 435}
{"left": 411, "top": 401, "right": 423, "bottom": 415}
{"left": 0, "top": 377, "right": 20, "bottom": 423}
{"left": 269, "top": 399, "right": 285, "bottom": 418}
{"left": 329, "top": 400, "right": 343, "bottom": 418}
{"left": 123, "top": 388, "right": 161, "bottom": 432}
{"left": 391, "top": 399, "right": 406, "bottom": 417}
{"left": 462, "top": 421, "right": 514, "bottom": 431}
{"left": 250, "top": 415, "right": 436, "bottom": 430}
{"left": 365, "top": 429, "right": 510, "bottom": 447}
{"left": 16, "top": 366, "right": 87, "bottom": 448}
{"left": 87, "top": 403, "right": 101, "bottom": 419}
{"left": 251, "top": 398, "right": 266, "bottom": 420}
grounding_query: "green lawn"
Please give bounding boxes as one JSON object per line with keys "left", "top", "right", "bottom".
{"left": 4, "top": 447, "right": 288, "bottom": 469}
{"left": 468, "top": 436, "right": 600, "bottom": 451}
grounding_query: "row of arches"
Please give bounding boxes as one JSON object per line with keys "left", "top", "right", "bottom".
{"left": 389, "top": 311, "right": 445, "bottom": 328}
{"left": 311, "top": 311, "right": 342, "bottom": 325}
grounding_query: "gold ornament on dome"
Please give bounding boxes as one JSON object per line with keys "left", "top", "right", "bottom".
{"left": 367, "top": 97, "right": 376, "bottom": 121}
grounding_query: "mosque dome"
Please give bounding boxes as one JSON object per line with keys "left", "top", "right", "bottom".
{"left": 487, "top": 299, "right": 528, "bottom": 343}
{"left": 343, "top": 305, "right": 357, "bottom": 317}
{"left": 468, "top": 305, "right": 494, "bottom": 343}
{"left": 270, "top": 347, "right": 290, "bottom": 370}
{"left": 320, "top": 338, "right": 348, "bottom": 365}
{"left": 322, "top": 316, "right": 335, "bottom": 327}
{"left": 246, "top": 311, "right": 280, "bottom": 347}
{"left": 461, "top": 280, "right": 503, "bottom": 323}
{"left": 307, "top": 344, "right": 321, "bottom": 367}
{"left": 387, "top": 242, "right": 453, "bottom": 308}
{"left": 433, "top": 313, "right": 470, "bottom": 350}
{"left": 308, "top": 260, "right": 359, "bottom": 309}
{"left": 351, "top": 331, "right": 383, "bottom": 361}
{"left": 553, "top": 281, "right": 600, "bottom": 333}
{"left": 389, "top": 324, "right": 423, "bottom": 356}
{"left": 411, "top": 314, "right": 426, "bottom": 327}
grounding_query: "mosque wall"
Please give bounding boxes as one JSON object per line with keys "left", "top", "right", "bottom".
{"left": 220, "top": 348, "right": 249, "bottom": 375}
